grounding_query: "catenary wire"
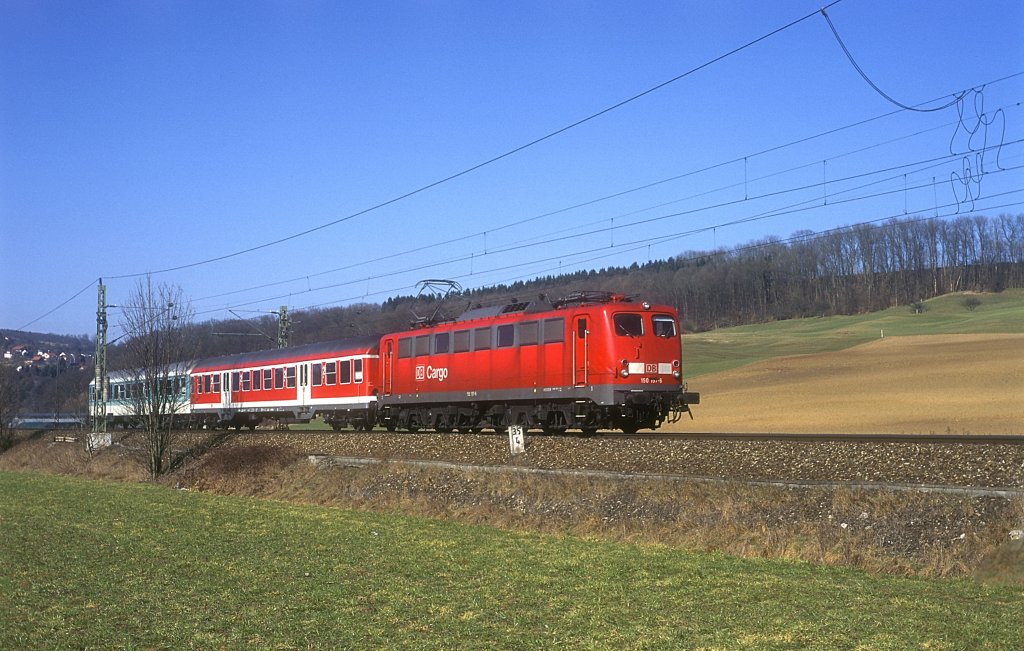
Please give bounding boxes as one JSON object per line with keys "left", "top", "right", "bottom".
{"left": 104, "top": 1, "right": 844, "bottom": 281}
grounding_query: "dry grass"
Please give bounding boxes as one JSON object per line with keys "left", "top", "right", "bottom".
{"left": 674, "top": 333, "right": 1024, "bottom": 434}
{"left": 3, "top": 433, "right": 1021, "bottom": 581}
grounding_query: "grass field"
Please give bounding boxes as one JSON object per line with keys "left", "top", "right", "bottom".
{"left": 683, "top": 290, "right": 1024, "bottom": 377}
{"left": 1, "top": 471, "right": 1022, "bottom": 650}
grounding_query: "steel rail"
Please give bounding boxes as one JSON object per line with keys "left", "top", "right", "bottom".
{"left": 604, "top": 432, "right": 1024, "bottom": 445}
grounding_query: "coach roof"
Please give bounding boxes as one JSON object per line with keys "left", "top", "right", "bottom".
{"left": 192, "top": 335, "right": 379, "bottom": 372}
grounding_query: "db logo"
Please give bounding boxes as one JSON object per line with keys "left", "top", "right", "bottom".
{"left": 415, "top": 365, "right": 426, "bottom": 381}
{"left": 645, "top": 363, "right": 658, "bottom": 374}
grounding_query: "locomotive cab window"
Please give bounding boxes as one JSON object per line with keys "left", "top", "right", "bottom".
{"left": 652, "top": 315, "right": 677, "bottom": 338}
{"left": 614, "top": 313, "right": 644, "bottom": 337}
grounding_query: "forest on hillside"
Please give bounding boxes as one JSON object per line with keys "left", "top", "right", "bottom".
{"left": 277, "top": 212, "right": 1024, "bottom": 342}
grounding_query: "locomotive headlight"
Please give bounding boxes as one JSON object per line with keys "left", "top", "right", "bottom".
{"left": 673, "top": 370, "right": 681, "bottom": 379}
{"left": 620, "top": 359, "right": 629, "bottom": 378}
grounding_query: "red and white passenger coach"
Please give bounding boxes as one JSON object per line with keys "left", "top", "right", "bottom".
{"left": 191, "top": 336, "right": 380, "bottom": 430}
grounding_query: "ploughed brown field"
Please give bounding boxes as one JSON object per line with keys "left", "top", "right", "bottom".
{"left": 671, "top": 334, "right": 1024, "bottom": 435}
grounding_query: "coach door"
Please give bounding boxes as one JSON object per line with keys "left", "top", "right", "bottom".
{"left": 221, "top": 372, "right": 232, "bottom": 408}
{"left": 298, "top": 363, "right": 311, "bottom": 406}
{"left": 573, "top": 315, "right": 589, "bottom": 386}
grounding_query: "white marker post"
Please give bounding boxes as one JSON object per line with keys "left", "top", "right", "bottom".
{"left": 507, "top": 425, "right": 525, "bottom": 455}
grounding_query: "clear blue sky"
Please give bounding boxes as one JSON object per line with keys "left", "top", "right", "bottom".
{"left": 2, "top": 0, "right": 1022, "bottom": 337}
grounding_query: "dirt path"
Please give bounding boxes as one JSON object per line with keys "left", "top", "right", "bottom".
{"left": 672, "top": 334, "right": 1024, "bottom": 435}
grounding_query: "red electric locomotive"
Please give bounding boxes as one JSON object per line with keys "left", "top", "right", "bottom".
{"left": 190, "top": 336, "right": 380, "bottom": 430}
{"left": 378, "top": 292, "right": 699, "bottom": 434}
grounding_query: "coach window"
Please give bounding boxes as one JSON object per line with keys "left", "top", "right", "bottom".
{"left": 325, "top": 361, "right": 337, "bottom": 385}
{"left": 353, "top": 358, "right": 363, "bottom": 383}
{"left": 398, "top": 337, "right": 412, "bottom": 359}
{"left": 263, "top": 369, "right": 273, "bottom": 391}
{"left": 434, "top": 332, "right": 450, "bottom": 354}
{"left": 311, "top": 363, "right": 322, "bottom": 386}
{"left": 242, "top": 371, "right": 251, "bottom": 391}
{"left": 474, "top": 327, "right": 491, "bottom": 350}
{"left": 340, "top": 359, "right": 351, "bottom": 384}
{"left": 231, "top": 372, "right": 240, "bottom": 392}
{"left": 453, "top": 329, "right": 470, "bottom": 353}
{"left": 274, "top": 367, "right": 284, "bottom": 390}
{"left": 203, "top": 375, "right": 212, "bottom": 393}
{"left": 286, "top": 366, "right": 296, "bottom": 389}
{"left": 520, "top": 321, "right": 539, "bottom": 346}
{"left": 212, "top": 374, "right": 221, "bottom": 393}
{"left": 543, "top": 318, "right": 565, "bottom": 344}
{"left": 652, "top": 315, "right": 677, "bottom": 338}
{"left": 614, "top": 313, "right": 644, "bottom": 337}
{"left": 415, "top": 335, "right": 430, "bottom": 357}
{"left": 194, "top": 377, "right": 202, "bottom": 394}
{"left": 252, "top": 370, "right": 261, "bottom": 392}
{"left": 497, "top": 324, "right": 515, "bottom": 348}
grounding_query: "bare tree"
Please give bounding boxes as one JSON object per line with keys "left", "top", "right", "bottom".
{"left": 0, "top": 366, "right": 21, "bottom": 451}
{"left": 118, "top": 277, "right": 195, "bottom": 477}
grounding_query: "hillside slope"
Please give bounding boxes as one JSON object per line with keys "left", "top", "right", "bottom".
{"left": 675, "top": 333, "right": 1024, "bottom": 435}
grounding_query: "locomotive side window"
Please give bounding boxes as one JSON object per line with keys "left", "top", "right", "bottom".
{"left": 340, "top": 359, "right": 351, "bottom": 384}
{"left": 286, "top": 366, "right": 296, "bottom": 389}
{"left": 434, "top": 332, "right": 450, "bottom": 354}
{"left": 474, "top": 327, "right": 491, "bottom": 350}
{"left": 263, "top": 369, "right": 273, "bottom": 390}
{"left": 325, "top": 362, "right": 337, "bottom": 385}
{"left": 274, "top": 367, "right": 284, "bottom": 390}
{"left": 398, "top": 338, "right": 412, "bottom": 359}
{"left": 354, "top": 358, "right": 363, "bottom": 383}
{"left": 497, "top": 324, "right": 515, "bottom": 348}
{"left": 614, "top": 313, "right": 644, "bottom": 337}
{"left": 311, "top": 364, "right": 322, "bottom": 386}
{"left": 520, "top": 321, "right": 539, "bottom": 346}
{"left": 415, "top": 335, "right": 430, "bottom": 356}
{"left": 453, "top": 329, "right": 471, "bottom": 353}
{"left": 652, "top": 315, "right": 677, "bottom": 338}
{"left": 577, "top": 319, "right": 587, "bottom": 339}
{"left": 543, "top": 318, "right": 565, "bottom": 343}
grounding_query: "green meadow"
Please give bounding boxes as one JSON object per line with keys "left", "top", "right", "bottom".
{"left": 683, "top": 289, "right": 1024, "bottom": 377}
{"left": 2, "top": 471, "right": 1021, "bottom": 650}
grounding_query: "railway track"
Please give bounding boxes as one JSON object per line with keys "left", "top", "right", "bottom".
{"left": 306, "top": 454, "right": 1024, "bottom": 498}
{"left": 606, "top": 432, "right": 1024, "bottom": 445}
